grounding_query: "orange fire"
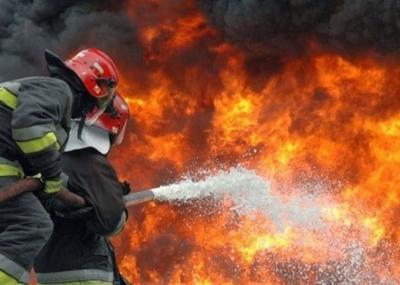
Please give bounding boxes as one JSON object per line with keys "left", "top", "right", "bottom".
{"left": 111, "top": 0, "right": 400, "bottom": 283}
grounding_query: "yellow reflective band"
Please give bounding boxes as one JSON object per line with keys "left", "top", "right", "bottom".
{"left": 0, "top": 270, "right": 20, "bottom": 285}
{"left": 0, "top": 87, "right": 17, "bottom": 110}
{"left": 44, "top": 179, "right": 62, "bottom": 194}
{"left": 0, "top": 164, "right": 24, "bottom": 177}
{"left": 16, "top": 132, "right": 58, "bottom": 154}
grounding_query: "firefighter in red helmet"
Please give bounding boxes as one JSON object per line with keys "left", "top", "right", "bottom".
{"left": 0, "top": 48, "right": 120, "bottom": 284}
{"left": 35, "top": 92, "right": 130, "bottom": 285}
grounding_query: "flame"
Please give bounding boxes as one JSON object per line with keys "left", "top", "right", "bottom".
{"left": 110, "top": 0, "right": 400, "bottom": 283}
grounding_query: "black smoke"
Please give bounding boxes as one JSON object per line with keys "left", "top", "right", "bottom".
{"left": 199, "top": 0, "right": 400, "bottom": 56}
{"left": 3, "top": 0, "right": 400, "bottom": 83}
{"left": 0, "top": 0, "right": 141, "bottom": 81}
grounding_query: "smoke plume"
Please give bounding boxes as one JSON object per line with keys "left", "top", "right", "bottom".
{"left": 0, "top": 0, "right": 140, "bottom": 81}
{"left": 2, "top": 0, "right": 400, "bottom": 82}
{"left": 200, "top": 0, "right": 400, "bottom": 55}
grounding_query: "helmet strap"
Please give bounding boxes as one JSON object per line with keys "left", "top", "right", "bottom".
{"left": 76, "top": 92, "right": 97, "bottom": 140}
{"left": 77, "top": 113, "right": 87, "bottom": 140}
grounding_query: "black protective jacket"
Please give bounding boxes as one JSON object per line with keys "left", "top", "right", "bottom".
{"left": 34, "top": 148, "right": 127, "bottom": 284}
{"left": 0, "top": 76, "right": 72, "bottom": 284}
{"left": 0, "top": 76, "right": 72, "bottom": 182}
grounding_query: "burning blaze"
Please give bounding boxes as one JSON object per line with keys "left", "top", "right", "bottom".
{"left": 111, "top": 0, "right": 400, "bottom": 283}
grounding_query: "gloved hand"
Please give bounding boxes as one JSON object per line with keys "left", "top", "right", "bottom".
{"left": 43, "top": 178, "right": 63, "bottom": 195}
{"left": 120, "top": 181, "right": 131, "bottom": 195}
{"left": 35, "top": 177, "right": 63, "bottom": 212}
{"left": 29, "top": 172, "right": 63, "bottom": 198}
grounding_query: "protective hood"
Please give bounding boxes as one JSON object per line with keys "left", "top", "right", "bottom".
{"left": 45, "top": 49, "right": 86, "bottom": 92}
{"left": 64, "top": 120, "right": 111, "bottom": 155}
{"left": 45, "top": 50, "right": 96, "bottom": 119}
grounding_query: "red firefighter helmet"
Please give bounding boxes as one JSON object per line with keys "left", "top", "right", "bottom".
{"left": 65, "top": 48, "right": 119, "bottom": 99}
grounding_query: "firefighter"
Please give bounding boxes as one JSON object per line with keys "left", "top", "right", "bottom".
{"left": 0, "top": 48, "right": 120, "bottom": 284}
{"left": 34, "top": 92, "right": 130, "bottom": 285}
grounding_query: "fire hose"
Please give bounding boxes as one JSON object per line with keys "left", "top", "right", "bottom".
{"left": 0, "top": 178, "right": 155, "bottom": 208}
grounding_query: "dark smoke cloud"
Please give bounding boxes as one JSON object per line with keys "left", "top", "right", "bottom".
{"left": 0, "top": 0, "right": 141, "bottom": 81}
{"left": 3, "top": 0, "right": 400, "bottom": 82}
{"left": 199, "top": 0, "right": 400, "bottom": 55}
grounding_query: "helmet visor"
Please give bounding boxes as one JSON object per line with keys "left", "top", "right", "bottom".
{"left": 115, "top": 120, "right": 128, "bottom": 145}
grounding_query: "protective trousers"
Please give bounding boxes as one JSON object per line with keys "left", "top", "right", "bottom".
{"left": 35, "top": 220, "right": 114, "bottom": 285}
{"left": 0, "top": 178, "right": 53, "bottom": 284}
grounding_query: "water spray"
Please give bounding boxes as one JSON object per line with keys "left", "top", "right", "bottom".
{"left": 125, "top": 167, "right": 327, "bottom": 232}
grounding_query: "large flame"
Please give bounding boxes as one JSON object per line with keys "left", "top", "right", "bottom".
{"left": 111, "top": 1, "right": 400, "bottom": 283}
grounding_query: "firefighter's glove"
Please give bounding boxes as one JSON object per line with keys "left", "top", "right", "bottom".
{"left": 36, "top": 178, "right": 63, "bottom": 212}
{"left": 27, "top": 173, "right": 63, "bottom": 197}
{"left": 43, "top": 178, "right": 63, "bottom": 195}
{"left": 120, "top": 181, "right": 131, "bottom": 195}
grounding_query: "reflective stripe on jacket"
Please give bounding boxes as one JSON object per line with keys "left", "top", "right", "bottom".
{"left": 0, "top": 157, "right": 24, "bottom": 178}
{"left": 36, "top": 269, "right": 113, "bottom": 284}
{"left": 0, "top": 77, "right": 72, "bottom": 186}
{"left": 0, "top": 252, "right": 30, "bottom": 284}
